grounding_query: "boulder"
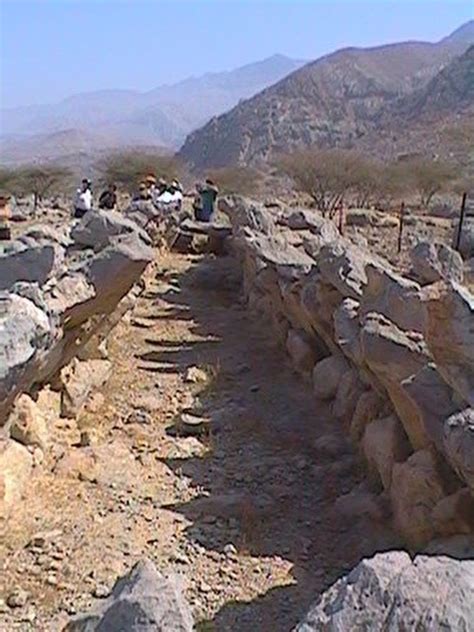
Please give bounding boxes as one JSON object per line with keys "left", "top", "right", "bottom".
{"left": 0, "top": 239, "right": 63, "bottom": 291}
{"left": 64, "top": 558, "right": 193, "bottom": 631}
{"left": 0, "top": 440, "right": 33, "bottom": 519}
{"left": 312, "top": 355, "right": 349, "bottom": 400}
{"left": 443, "top": 408, "right": 474, "bottom": 494}
{"left": 361, "top": 264, "right": 426, "bottom": 333}
{"left": 71, "top": 209, "right": 151, "bottom": 251}
{"left": 390, "top": 449, "right": 447, "bottom": 546}
{"left": 9, "top": 394, "right": 49, "bottom": 450}
{"left": 318, "top": 240, "right": 374, "bottom": 300}
{"left": 424, "top": 282, "right": 474, "bottom": 406}
{"left": 85, "top": 233, "right": 154, "bottom": 316}
{"left": 0, "top": 292, "right": 55, "bottom": 427}
{"left": 410, "top": 241, "right": 464, "bottom": 285}
{"left": 294, "top": 551, "right": 474, "bottom": 631}
{"left": 360, "top": 312, "right": 429, "bottom": 384}
{"left": 219, "top": 195, "right": 276, "bottom": 235}
{"left": 362, "top": 414, "right": 411, "bottom": 490}
{"left": 391, "top": 364, "right": 458, "bottom": 450}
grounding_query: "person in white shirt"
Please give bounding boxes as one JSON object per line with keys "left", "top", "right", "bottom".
{"left": 74, "top": 179, "right": 93, "bottom": 218}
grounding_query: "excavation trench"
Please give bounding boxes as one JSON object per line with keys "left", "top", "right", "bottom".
{"left": 1, "top": 251, "right": 398, "bottom": 631}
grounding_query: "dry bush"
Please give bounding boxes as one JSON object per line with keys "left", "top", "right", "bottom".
{"left": 206, "top": 166, "right": 261, "bottom": 196}
{"left": 97, "top": 151, "right": 183, "bottom": 193}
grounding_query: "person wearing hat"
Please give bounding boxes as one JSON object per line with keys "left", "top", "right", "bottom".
{"left": 73, "top": 178, "right": 93, "bottom": 218}
{"left": 0, "top": 192, "right": 11, "bottom": 240}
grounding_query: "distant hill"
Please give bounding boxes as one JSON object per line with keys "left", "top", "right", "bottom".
{"left": 0, "top": 55, "right": 306, "bottom": 165}
{"left": 179, "top": 21, "right": 474, "bottom": 169}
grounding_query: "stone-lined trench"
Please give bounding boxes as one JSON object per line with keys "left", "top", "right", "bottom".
{"left": 1, "top": 251, "right": 399, "bottom": 630}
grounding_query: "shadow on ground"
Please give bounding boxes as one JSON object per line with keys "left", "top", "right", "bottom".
{"left": 142, "top": 254, "right": 401, "bottom": 631}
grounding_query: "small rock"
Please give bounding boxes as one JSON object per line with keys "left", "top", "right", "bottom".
{"left": 46, "top": 574, "right": 58, "bottom": 586}
{"left": 199, "top": 581, "right": 212, "bottom": 593}
{"left": 224, "top": 543, "right": 238, "bottom": 556}
{"left": 126, "top": 409, "right": 152, "bottom": 425}
{"left": 184, "top": 366, "right": 208, "bottom": 384}
{"left": 7, "top": 588, "right": 29, "bottom": 608}
{"left": 92, "top": 584, "right": 110, "bottom": 598}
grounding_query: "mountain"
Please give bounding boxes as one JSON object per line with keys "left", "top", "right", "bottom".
{"left": 178, "top": 21, "right": 474, "bottom": 169}
{"left": 0, "top": 55, "right": 306, "bottom": 165}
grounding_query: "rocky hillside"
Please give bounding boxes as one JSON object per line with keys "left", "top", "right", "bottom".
{"left": 179, "top": 21, "right": 474, "bottom": 169}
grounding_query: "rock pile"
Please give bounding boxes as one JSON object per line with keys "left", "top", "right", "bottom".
{"left": 0, "top": 208, "right": 153, "bottom": 517}
{"left": 221, "top": 195, "right": 474, "bottom": 548}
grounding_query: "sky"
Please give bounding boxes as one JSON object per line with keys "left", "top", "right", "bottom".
{"left": 0, "top": 0, "right": 472, "bottom": 108}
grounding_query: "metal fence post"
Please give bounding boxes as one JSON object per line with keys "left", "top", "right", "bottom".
{"left": 455, "top": 192, "right": 468, "bottom": 252}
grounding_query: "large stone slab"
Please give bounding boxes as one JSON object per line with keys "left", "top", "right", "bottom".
{"left": 425, "top": 282, "right": 474, "bottom": 407}
{"left": 294, "top": 551, "right": 474, "bottom": 631}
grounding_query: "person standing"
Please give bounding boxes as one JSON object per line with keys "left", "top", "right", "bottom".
{"left": 73, "top": 178, "right": 93, "bottom": 218}
{"left": 199, "top": 178, "right": 218, "bottom": 222}
{"left": 98, "top": 183, "right": 117, "bottom": 210}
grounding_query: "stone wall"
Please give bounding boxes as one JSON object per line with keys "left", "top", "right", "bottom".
{"left": 0, "top": 206, "right": 156, "bottom": 518}
{"left": 220, "top": 195, "right": 474, "bottom": 548}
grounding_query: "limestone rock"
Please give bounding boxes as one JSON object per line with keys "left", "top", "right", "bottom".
{"left": 64, "top": 558, "right": 193, "bottom": 631}
{"left": 219, "top": 195, "right": 275, "bottom": 235}
{"left": 443, "top": 408, "right": 474, "bottom": 493}
{"left": 391, "top": 449, "right": 447, "bottom": 546}
{"left": 318, "top": 240, "right": 373, "bottom": 300}
{"left": 0, "top": 292, "right": 55, "bottom": 426}
{"left": 312, "top": 355, "right": 349, "bottom": 400}
{"left": 294, "top": 551, "right": 474, "bottom": 631}
{"left": 0, "top": 239, "right": 62, "bottom": 291}
{"left": 0, "top": 440, "right": 33, "bottom": 519}
{"left": 360, "top": 312, "right": 429, "bottom": 384}
{"left": 410, "top": 241, "right": 464, "bottom": 285}
{"left": 362, "top": 414, "right": 411, "bottom": 490}
{"left": 361, "top": 264, "right": 426, "bottom": 333}
{"left": 9, "top": 394, "right": 49, "bottom": 451}
{"left": 424, "top": 282, "right": 474, "bottom": 406}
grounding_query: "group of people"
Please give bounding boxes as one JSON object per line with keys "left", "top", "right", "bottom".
{"left": 73, "top": 173, "right": 219, "bottom": 222}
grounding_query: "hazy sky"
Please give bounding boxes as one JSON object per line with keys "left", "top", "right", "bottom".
{"left": 1, "top": 0, "right": 472, "bottom": 108}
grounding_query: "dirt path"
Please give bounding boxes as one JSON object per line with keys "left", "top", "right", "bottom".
{"left": 1, "top": 251, "right": 398, "bottom": 631}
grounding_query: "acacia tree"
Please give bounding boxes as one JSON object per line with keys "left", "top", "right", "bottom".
{"left": 206, "top": 166, "right": 261, "bottom": 195}
{"left": 277, "top": 149, "right": 364, "bottom": 217}
{"left": 392, "top": 158, "right": 456, "bottom": 208}
{"left": 98, "top": 151, "right": 182, "bottom": 193}
{"left": 9, "top": 165, "right": 73, "bottom": 208}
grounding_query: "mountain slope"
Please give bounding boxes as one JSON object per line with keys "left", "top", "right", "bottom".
{"left": 0, "top": 54, "right": 306, "bottom": 163}
{"left": 179, "top": 22, "right": 474, "bottom": 169}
